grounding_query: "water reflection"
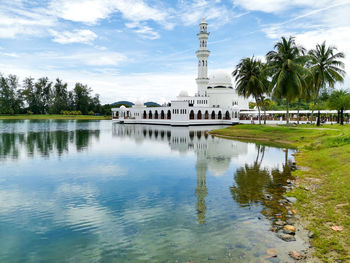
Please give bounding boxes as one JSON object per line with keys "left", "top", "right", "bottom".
{"left": 113, "top": 124, "right": 295, "bottom": 227}
{"left": 0, "top": 120, "right": 100, "bottom": 159}
{"left": 0, "top": 122, "right": 304, "bottom": 262}
{"left": 231, "top": 145, "right": 295, "bottom": 230}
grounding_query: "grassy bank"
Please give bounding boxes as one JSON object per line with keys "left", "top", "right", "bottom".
{"left": 0, "top": 114, "right": 111, "bottom": 120}
{"left": 210, "top": 124, "right": 350, "bottom": 262}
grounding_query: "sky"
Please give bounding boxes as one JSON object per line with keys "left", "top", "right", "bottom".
{"left": 0, "top": 0, "right": 350, "bottom": 104}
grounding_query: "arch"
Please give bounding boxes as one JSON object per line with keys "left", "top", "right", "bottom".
{"left": 189, "top": 110, "right": 194, "bottom": 120}
{"left": 189, "top": 131, "right": 194, "bottom": 141}
{"left": 211, "top": 110, "right": 215, "bottom": 119}
{"left": 235, "top": 111, "right": 238, "bottom": 118}
{"left": 161, "top": 110, "right": 165, "bottom": 119}
{"left": 204, "top": 110, "right": 209, "bottom": 119}
{"left": 225, "top": 111, "right": 230, "bottom": 120}
{"left": 167, "top": 110, "right": 171, "bottom": 119}
{"left": 218, "top": 111, "right": 222, "bottom": 119}
{"left": 148, "top": 110, "right": 152, "bottom": 119}
{"left": 197, "top": 110, "right": 202, "bottom": 120}
{"left": 143, "top": 110, "right": 147, "bottom": 119}
{"left": 154, "top": 110, "right": 159, "bottom": 119}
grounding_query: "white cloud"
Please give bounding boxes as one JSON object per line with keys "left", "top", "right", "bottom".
{"left": 234, "top": 0, "right": 334, "bottom": 13}
{"left": 178, "top": 0, "right": 234, "bottom": 27}
{"left": 125, "top": 22, "right": 160, "bottom": 40}
{"left": 50, "top": 29, "right": 97, "bottom": 44}
{"left": 49, "top": 0, "right": 172, "bottom": 39}
{"left": 0, "top": 4, "right": 56, "bottom": 38}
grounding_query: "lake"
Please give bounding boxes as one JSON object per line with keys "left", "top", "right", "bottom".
{"left": 0, "top": 120, "right": 307, "bottom": 262}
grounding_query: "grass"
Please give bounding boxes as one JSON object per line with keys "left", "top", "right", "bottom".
{"left": 210, "top": 124, "right": 350, "bottom": 262}
{"left": 0, "top": 114, "right": 111, "bottom": 120}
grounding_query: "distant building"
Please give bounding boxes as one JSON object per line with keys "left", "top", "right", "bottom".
{"left": 112, "top": 18, "right": 249, "bottom": 126}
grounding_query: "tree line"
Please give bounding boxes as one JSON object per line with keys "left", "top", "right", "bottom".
{"left": 0, "top": 74, "right": 112, "bottom": 115}
{"left": 233, "top": 37, "right": 348, "bottom": 125}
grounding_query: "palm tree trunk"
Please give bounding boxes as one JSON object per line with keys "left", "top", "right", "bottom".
{"left": 316, "top": 110, "right": 321, "bottom": 126}
{"left": 286, "top": 101, "right": 289, "bottom": 125}
{"left": 341, "top": 108, "right": 344, "bottom": 125}
{"left": 255, "top": 96, "right": 261, "bottom": 125}
{"left": 297, "top": 99, "right": 300, "bottom": 125}
{"left": 260, "top": 95, "right": 267, "bottom": 125}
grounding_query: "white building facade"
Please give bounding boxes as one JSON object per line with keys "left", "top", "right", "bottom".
{"left": 112, "top": 19, "right": 249, "bottom": 126}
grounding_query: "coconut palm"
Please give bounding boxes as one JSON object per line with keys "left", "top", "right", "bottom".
{"left": 307, "top": 42, "right": 346, "bottom": 126}
{"left": 327, "top": 89, "right": 350, "bottom": 125}
{"left": 266, "top": 36, "right": 309, "bottom": 125}
{"left": 233, "top": 57, "right": 269, "bottom": 124}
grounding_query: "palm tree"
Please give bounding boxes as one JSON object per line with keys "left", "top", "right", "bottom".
{"left": 327, "top": 89, "right": 350, "bottom": 125}
{"left": 266, "top": 36, "right": 309, "bottom": 125}
{"left": 233, "top": 57, "right": 269, "bottom": 124}
{"left": 307, "top": 42, "right": 346, "bottom": 126}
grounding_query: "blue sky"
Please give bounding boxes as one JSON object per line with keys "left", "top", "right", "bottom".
{"left": 0, "top": 0, "right": 349, "bottom": 104}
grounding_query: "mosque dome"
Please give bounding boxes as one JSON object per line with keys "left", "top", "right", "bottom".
{"left": 207, "top": 156, "right": 231, "bottom": 177}
{"left": 120, "top": 105, "right": 126, "bottom": 110}
{"left": 134, "top": 100, "right": 144, "bottom": 107}
{"left": 178, "top": 90, "right": 189, "bottom": 97}
{"left": 208, "top": 70, "right": 233, "bottom": 89}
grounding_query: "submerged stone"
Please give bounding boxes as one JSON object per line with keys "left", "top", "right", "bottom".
{"left": 278, "top": 233, "right": 296, "bottom": 242}
{"left": 288, "top": 251, "right": 306, "bottom": 260}
{"left": 283, "top": 225, "right": 296, "bottom": 234}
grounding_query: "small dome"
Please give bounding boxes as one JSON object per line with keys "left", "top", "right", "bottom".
{"left": 208, "top": 70, "right": 233, "bottom": 89}
{"left": 134, "top": 100, "right": 144, "bottom": 107}
{"left": 178, "top": 90, "right": 189, "bottom": 97}
{"left": 233, "top": 104, "right": 239, "bottom": 109}
{"left": 120, "top": 105, "right": 126, "bottom": 109}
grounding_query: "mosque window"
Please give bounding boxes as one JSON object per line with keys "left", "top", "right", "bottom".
{"left": 202, "top": 60, "right": 204, "bottom": 66}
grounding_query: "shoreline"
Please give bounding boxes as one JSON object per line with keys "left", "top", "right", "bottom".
{"left": 209, "top": 124, "right": 350, "bottom": 262}
{"left": 0, "top": 115, "right": 111, "bottom": 120}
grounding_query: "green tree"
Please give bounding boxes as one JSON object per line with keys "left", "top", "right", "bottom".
{"left": 327, "top": 89, "right": 350, "bottom": 125}
{"left": 51, "top": 79, "right": 68, "bottom": 114}
{"left": 74, "top": 83, "right": 92, "bottom": 114}
{"left": 0, "top": 74, "right": 23, "bottom": 114}
{"left": 233, "top": 57, "right": 269, "bottom": 124}
{"left": 307, "top": 42, "right": 346, "bottom": 126}
{"left": 266, "top": 36, "right": 309, "bottom": 125}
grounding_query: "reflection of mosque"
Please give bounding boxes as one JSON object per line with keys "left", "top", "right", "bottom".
{"left": 112, "top": 124, "right": 248, "bottom": 224}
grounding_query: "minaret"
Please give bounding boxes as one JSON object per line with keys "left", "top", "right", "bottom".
{"left": 196, "top": 18, "right": 210, "bottom": 97}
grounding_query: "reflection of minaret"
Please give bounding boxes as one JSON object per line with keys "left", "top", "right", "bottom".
{"left": 195, "top": 158, "right": 208, "bottom": 224}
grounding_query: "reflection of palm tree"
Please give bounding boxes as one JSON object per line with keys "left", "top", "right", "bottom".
{"left": 231, "top": 145, "right": 295, "bottom": 224}
{"left": 230, "top": 163, "right": 270, "bottom": 207}
{"left": 195, "top": 159, "right": 208, "bottom": 224}
{"left": 230, "top": 146, "right": 292, "bottom": 223}
{"left": 231, "top": 145, "right": 270, "bottom": 207}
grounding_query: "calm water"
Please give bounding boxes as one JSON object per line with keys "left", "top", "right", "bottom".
{"left": 0, "top": 120, "right": 306, "bottom": 262}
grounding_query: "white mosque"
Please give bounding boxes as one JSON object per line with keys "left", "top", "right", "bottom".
{"left": 112, "top": 19, "right": 249, "bottom": 126}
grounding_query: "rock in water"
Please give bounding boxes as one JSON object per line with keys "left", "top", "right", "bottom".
{"left": 283, "top": 225, "right": 296, "bottom": 234}
{"left": 274, "top": 220, "right": 286, "bottom": 226}
{"left": 278, "top": 233, "right": 296, "bottom": 242}
{"left": 266, "top": 248, "right": 277, "bottom": 257}
{"left": 288, "top": 251, "right": 306, "bottom": 260}
{"left": 285, "top": 197, "right": 297, "bottom": 203}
